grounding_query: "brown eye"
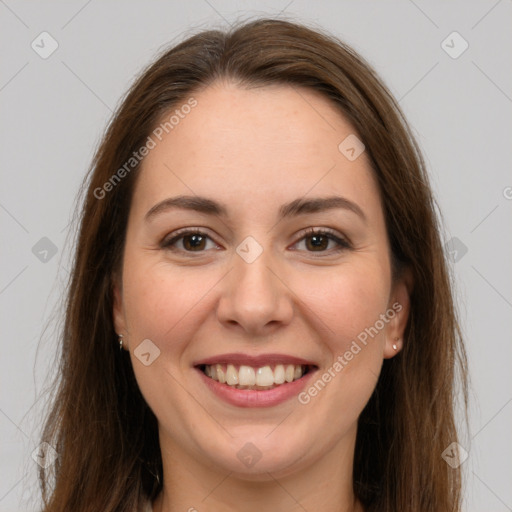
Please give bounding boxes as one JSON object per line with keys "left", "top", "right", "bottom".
{"left": 293, "top": 228, "right": 351, "bottom": 254}
{"left": 182, "top": 233, "right": 207, "bottom": 251}
{"left": 305, "top": 233, "right": 330, "bottom": 251}
{"left": 161, "top": 230, "right": 218, "bottom": 253}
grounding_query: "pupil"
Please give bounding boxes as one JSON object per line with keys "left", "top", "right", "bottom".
{"left": 185, "top": 234, "right": 205, "bottom": 251}
{"left": 308, "top": 235, "right": 327, "bottom": 251}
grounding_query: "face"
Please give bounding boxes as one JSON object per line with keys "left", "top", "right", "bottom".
{"left": 113, "top": 81, "right": 410, "bottom": 479}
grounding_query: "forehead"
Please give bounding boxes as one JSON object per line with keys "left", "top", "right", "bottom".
{"left": 132, "top": 81, "right": 381, "bottom": 219}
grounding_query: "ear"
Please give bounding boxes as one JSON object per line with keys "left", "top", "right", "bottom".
{"left": 383, "top": 267, "right": 413, "bottom": 359}
{"left": 112, "top": 274, "right": 127, "bottom": 349}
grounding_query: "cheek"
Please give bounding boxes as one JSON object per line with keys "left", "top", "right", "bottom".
{"left": 121, "top": 260, "right": 217, "bottom": 415}
{"left": 122, "top": 258, "right": 217, "bottom": 347}
{"left": 295, "top": 261, "right": 391, "bottom": 344}
{"left": 293, "top": 264, "right": 390, "bottom": 423}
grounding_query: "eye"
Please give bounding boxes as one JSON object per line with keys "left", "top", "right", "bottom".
{"left": 161, "top": 229, "right": 219, "bottom": 253}
{"left": 292, "top": 228, "right": 351, "bottom": 254}
{"left": 161, "top": 227, "right": 351, "bottom": 255}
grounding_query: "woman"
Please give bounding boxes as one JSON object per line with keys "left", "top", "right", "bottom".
{"left": 38, "top": 18, "right": 468, "bottom": 512}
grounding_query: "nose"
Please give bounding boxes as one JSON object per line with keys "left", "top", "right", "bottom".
{"left": 216, "top": 247, "right": 294, "bottom": 336}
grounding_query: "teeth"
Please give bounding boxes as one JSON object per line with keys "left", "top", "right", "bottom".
{"left": 216, "top": 364, "right": 226, "bottom": 384}
{"left": 285, "top": 364, "right": 295, "bottom": 383}
{"left": 239, "top": 365, "right": 256, "bottom": 386}
{"left": 256, "top": 366, "right": 274, "bottom": 387}
{"left": 274, "top": 364, "right": 285, "bottom": 384}
{"left": 202, "top": 363, "right": 308, "bottom": 388}
{"left": 226, "top": 364, "right": 239, "bottom": 385}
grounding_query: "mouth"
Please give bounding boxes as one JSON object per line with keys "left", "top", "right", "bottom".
{"left": 196, "top": 363, "right": 316, "bottom": 390}
{"left": 192, "top": 353, "right": 319, "bottom": 407}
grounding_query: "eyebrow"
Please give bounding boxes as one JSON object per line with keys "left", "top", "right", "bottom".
{"left": 144, "top": 195, "right": 366, "bottom": 223}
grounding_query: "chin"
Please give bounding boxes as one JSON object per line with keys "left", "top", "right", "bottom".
{"left": 199, "top": 432, "right": 312, "bottom": 479}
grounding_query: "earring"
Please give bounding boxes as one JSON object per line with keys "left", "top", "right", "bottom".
{"left": 118, "top": 334, "right": 124, "bottom": 351}
{"left": 392, "top": 337, "right": 399, "bottom": 350}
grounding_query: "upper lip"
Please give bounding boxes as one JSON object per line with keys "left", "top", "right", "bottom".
{"left": 193, "top": 353, "right": 318, "bottom": 368}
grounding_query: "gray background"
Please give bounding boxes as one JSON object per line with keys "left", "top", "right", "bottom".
{"left": 1, "top": 1, "right": 511, "bottom": 511}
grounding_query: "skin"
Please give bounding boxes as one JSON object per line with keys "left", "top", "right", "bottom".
{"left": 113, "top": 81, "right": 411, "bottom": 512}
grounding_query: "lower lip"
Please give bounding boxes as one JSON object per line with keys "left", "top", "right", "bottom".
{"left": 195, "top": 367, "right": 318, "bottom": 408}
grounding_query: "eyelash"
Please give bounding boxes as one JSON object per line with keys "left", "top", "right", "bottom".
{"left": 160, "top": 227, "right": 351, "bottom": 256}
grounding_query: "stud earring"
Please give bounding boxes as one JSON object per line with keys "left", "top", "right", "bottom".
{"left": 392, "top": 337, "right": 399, "bottom": 350}
{"left": 118, "top": 334, "right": 124, "bottom": 351}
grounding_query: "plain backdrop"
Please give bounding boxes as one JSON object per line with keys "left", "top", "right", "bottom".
{"left": 1, "top": 1, "right": 511, "bottom": 511}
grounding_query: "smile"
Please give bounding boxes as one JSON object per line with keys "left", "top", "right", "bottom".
{"left": 199, "top": 363, "right": 313, "bottom": 390}
{"left": 193, "top": 354, "right": 319, "bottom": 408}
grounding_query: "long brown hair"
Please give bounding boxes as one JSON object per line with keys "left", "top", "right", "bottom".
{"left": 38, "top": 18, "right": 469, "bottom": 511}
